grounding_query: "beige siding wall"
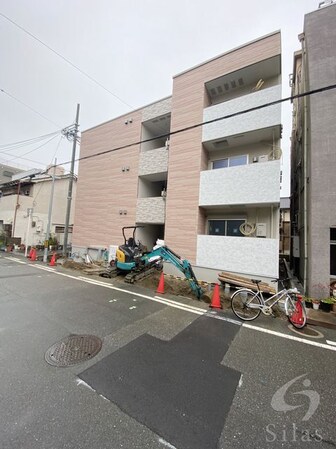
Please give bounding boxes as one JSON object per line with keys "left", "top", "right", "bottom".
{"left": 73, "top": 111, "right": 142, "bottom": 247}
{"left": 165, "top": 32, "right": 281, "bottom": 263}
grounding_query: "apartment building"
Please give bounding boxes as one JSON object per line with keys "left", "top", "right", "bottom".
{"left": 73, "top": 31, "right": 282, "bottom": 283}
{"left": 0, "top": 163, "right": 23, "bottom": 184}
{"left": 290, "top": 1, "right": 336, "bottom": 297}
{"left": 0, "top": 166, "right": 76, "bottom": 247}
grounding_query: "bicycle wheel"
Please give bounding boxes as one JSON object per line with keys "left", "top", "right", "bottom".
{"left": 231, "top": 289, "right": 262, "bottom": 321}
{"left": 285, "top": 295, "right": 307, "bottom": 329}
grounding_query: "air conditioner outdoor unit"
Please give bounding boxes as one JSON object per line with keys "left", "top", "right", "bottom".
{"left": 258, "top": 155, "right": 269, "bottom": 163}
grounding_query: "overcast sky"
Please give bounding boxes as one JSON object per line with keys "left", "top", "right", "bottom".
{"left": 0, "top": 0, "right": 321, "bottom": 195}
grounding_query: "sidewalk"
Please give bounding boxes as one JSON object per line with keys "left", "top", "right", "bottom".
{"left": 307, "top": 308, "right": 336, "bottom": 330}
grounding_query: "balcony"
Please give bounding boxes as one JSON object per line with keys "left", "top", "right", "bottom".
{"left": 197, "top": 235, "right": 279, "bottom": 278}
{"left": 199, "top": 160, "right": 280, "bottom": 207}
{"left": 136, "top": 197, "right": 165, "bottom": 224}
{"left": 202, "top": 85, "right": 281, "bottom": 142}
{"left": 138, "top": 147, "right": 168, "bottom": 180}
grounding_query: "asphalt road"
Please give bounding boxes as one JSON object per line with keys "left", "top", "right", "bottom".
{"left": 1, "top": 253, "right": 336, "bottom": 449}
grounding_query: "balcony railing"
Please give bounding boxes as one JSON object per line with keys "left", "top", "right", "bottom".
{"left": 138, "top": 147, "right": 168, "bottom": 177}
{"left": 136, "top": 197, "right": 165, "bottom": 224}
{"left": 197, "top": 235, "right": 279, "bottom": 278}
{"left": 202, "top": 85, "right": 281, "bottom": 142}
{"left": 199, "top": 160, "right": 280, "bottom": 207}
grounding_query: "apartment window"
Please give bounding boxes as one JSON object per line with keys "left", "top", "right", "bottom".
{"left": 331, "top": 228, "right": 336, "bottom": 276}
{"left": 55, "top": 226, "right": 73, "bottom": 233}
{"left": 212, "top": 155, "right": 247, "bottom": 169}
{"left": 209, "top": 219, "right": 245, "bottom": 237}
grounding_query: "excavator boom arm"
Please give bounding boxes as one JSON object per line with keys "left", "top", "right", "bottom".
{"left": 147, "top": 246, "right": 203, "bottom": 299}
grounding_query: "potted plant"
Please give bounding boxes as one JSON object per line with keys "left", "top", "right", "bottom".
{"left": 320, "top": 297, "right": 334, "bottom": 313}
{"left": 312, "top": 299, "right": 320, "bottom": 310}
{"left": 303, "top": 297, "right": 312, "bottom": 309}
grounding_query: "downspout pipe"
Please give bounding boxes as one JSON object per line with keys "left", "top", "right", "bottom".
{"left": 299, "top": 32, "right": 308, "bottom": 294}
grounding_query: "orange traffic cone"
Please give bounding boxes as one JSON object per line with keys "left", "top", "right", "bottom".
{"left": 50, "top": 252, "right": 56, "bottom": 267}
{"left": 156, "top": 272, "right": 165, "bottom": 294}
{"left": 209, "top": 283, "right": 222, "bottom": 309}
{"left": 31, "top": 248, "right": 37, "bottom": 261}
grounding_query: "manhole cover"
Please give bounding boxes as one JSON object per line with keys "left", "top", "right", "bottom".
{"left": 288, "top": 324, "right": 324, "bottom": 339}
{"left": 45, "top": 335, "right": 102, "bottom": 367}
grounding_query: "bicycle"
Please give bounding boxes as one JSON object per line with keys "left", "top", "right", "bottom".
{"left": 231, "top": 278, "right": 307, "bottom": 328}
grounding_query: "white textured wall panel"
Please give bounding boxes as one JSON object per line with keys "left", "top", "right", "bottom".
{"left": 197, "top": 235, "right": 279, "bottom": 278}
{"left": 199, "top": 160, "right": 280, "bottom": 206}
{"left": 142, "top": 97, "right": 172, "bottom": 122}
{"left": 136, "top": 197, "right": 166, "bottom": 224}
{"left": 138, "top": 148, "right": 168, "bottom": 176}
{"left": 203, "top": 85, "right": 281, "bottom": 141}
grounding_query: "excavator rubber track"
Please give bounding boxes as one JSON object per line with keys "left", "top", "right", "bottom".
{"left": 124, "top": 262, "right": 162, "bottom": 284}
{"left": 99, "top": 266, "right": 119, "bottom": 278}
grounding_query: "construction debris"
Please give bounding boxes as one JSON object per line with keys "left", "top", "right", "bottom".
{"left": 218, "top": 271, "right": 276, "bottom": 295}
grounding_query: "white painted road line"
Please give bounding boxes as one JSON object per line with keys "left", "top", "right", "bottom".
{"left": 158, "top": 437, "right": 178, "bottom": 449}
{"left": 154, "top": 295, "right": 207, "bottom": 313}
{"left": 4, "top": 257, "right": 26, "bottom": 264}
{"left": 326, "top": 340, "right": 336, "bottom": 346}
{"left": 34, "top": 265, "right": 56, "bottom": 272}
{"left": 5, "top": 257, "right": 336, "bottom": 352}
{"left": 243, "top": 323, "right": 336, "bottom": 352}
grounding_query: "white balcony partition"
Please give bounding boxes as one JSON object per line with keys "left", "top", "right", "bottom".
{"left": 136, "top": 197, "right": 165, "bottom": 224}
{"left": 203, "top": 85, "right": 281, "bottom": 142}
{"left": 138, "top": 147, "right": 168, "bottom": 177}
{"left": 197, "top": 235, "right": 279, "bottom": 278}
{"left": 199, "top": 160, "right": 280, "bottom": 206}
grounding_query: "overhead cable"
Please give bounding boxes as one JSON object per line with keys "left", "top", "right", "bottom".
{"left": 0, "top": 12, "right": 134, "bottom": 111}
{"left": 0, "top": 88, "right": 61, "bottom": 128}
{"left": 3, "top": 134, "right": 59, "bottom": 164}
{"left": 0, "top": 130, "right": 61, "bottom": 152}
{"left": 56, "top": 83, "right": 336, "bottom": 167}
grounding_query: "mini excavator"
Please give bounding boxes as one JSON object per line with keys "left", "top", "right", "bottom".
{"left": 100, "top": 226, "right": 204, "bottom": 299}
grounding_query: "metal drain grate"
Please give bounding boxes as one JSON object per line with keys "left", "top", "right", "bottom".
{"left": 45, "top": 335, "right": 102, "bottom": 367}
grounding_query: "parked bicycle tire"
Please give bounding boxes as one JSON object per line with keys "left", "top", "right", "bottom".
{"left": 231, "top": 289, "right": 262, "bottom": 321}
{"left": 285, "top": 295, "right": 307, "bottom": 329}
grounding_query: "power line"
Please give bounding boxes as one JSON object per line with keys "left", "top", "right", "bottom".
{"left": 0, "top": 130, "right": 61, "bottom": 152}
{"left": 57, "top": 82, "right": 336, "bottom": 167}
{"left": 0, "top": 153, "right": 48, "bottom": 167}
{"left": 3, "top": 134, "right": 59, "bottom": 164}
{"left": 0, "top": 12, "right": 134, "bottom": 111}
{"left": 0, "top": 88, "right": 61, "bottom": 128}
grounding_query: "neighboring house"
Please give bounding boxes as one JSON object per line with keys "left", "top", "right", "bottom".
{"left": 279, "top": 197, "right": 290, "bottom": 257}
{"left": 0, "top": 166, "right": 76, "bottom": 247}
{"left": 73, "top": 31, "right": 282, "bottom": 283}
{"left": 290, "top": 1, "right": 336, "bottom": 297}
{"left": 0, "top": 163, "right": 23, "bottom": 184}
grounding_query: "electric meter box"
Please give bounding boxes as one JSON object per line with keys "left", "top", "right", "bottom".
{"left": 108, "top": 245, "right": 118, "bottom": 263}
{"left": 256, "top": 223, "right": 267, "bottom": 237}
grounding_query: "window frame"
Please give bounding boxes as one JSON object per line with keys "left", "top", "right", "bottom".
{"left": 212, "top": 154, "right": 248, "bottom": 170}
{"left": 208, "top": 218, "right": 246, "bottom": 237}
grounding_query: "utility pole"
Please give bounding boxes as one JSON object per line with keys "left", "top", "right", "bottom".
{"left": 12, "top": 181, "right": 20, "bottom": 237}
{"left": 43, "top": 159, "right": 57, "bottom": 263}
{"left": 24, "top": 207, "right": 33, "bottom": 258}
{"left": 63, "top": 104, "right": 80, "bottom": 256}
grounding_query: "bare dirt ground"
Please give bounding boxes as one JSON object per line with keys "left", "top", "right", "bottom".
{"left": 61, "top": 261, "right": 232, "bottom": 310}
